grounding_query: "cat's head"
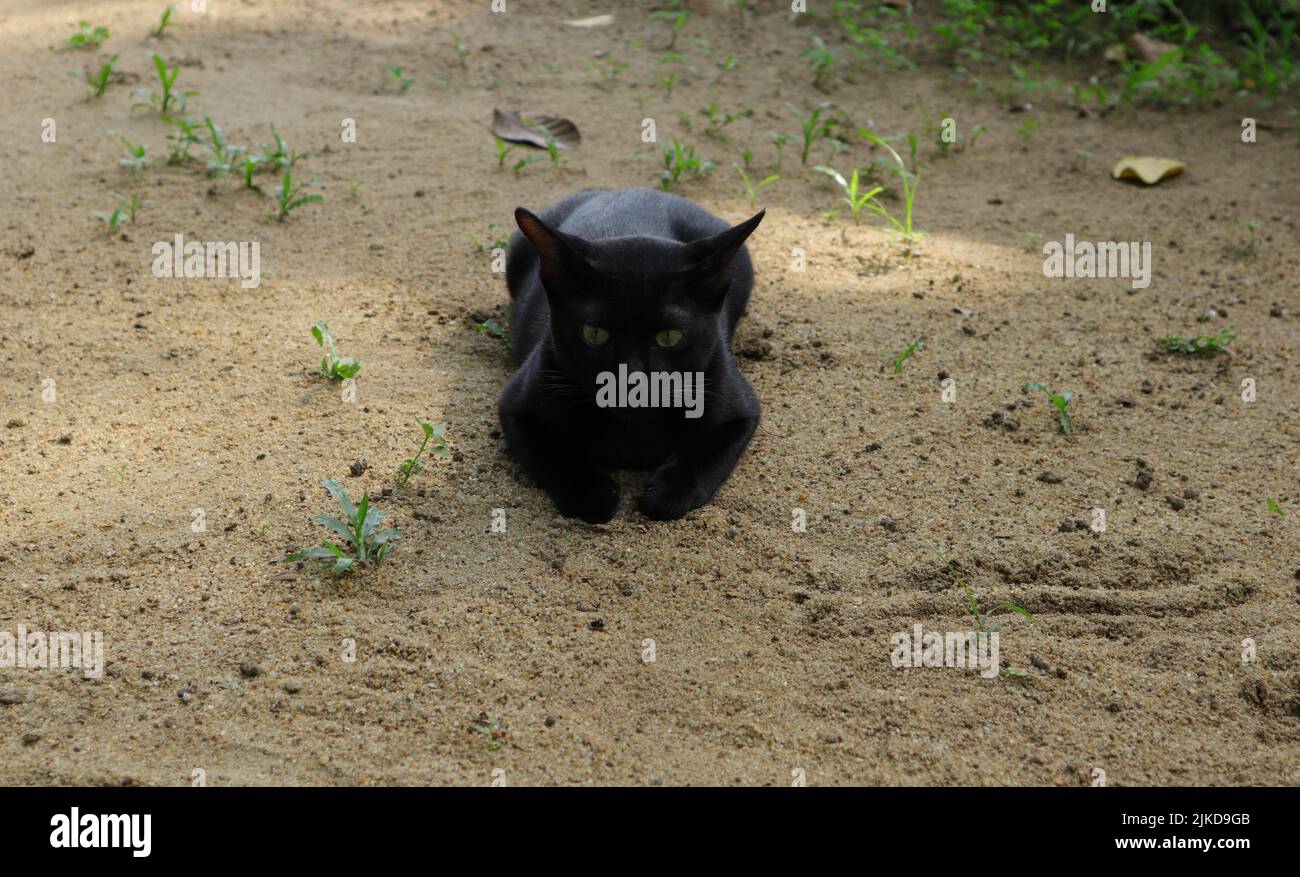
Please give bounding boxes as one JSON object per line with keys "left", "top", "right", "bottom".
{"left": 514, "top": 206, "right": 763, "bottom": 381}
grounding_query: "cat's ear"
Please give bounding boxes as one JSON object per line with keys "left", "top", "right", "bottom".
{"left": 683, "top": 209, "right": 764, "bottom": 304}
{"left": 515, "top": 207, "right": 593, "bottom": 291}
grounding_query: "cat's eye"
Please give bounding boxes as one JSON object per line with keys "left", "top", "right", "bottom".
{"left": 654, "top": 328, "right": 684, "bottom": 348}
{"left": 581, "top": 325, "right": 610, "bottom": 347}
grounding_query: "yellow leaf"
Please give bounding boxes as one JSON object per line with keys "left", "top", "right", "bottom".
{"left": 1112, "top": 155, "right": 1185, "bottom": 185}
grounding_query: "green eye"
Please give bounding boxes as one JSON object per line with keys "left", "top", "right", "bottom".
{"left": 581, "top": 325, "right": 610, "bottom": 347}
{"left": 655, "top": 328, "right": 684, "bottom": 348}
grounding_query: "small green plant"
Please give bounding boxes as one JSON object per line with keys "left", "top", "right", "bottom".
{"left": 469, "top": 223, "right": 509, "bottom": 251}
{"left": 452, "top": 35, "right": 470, "bottom": 67}
{"left": 1156, "top": 328, "right": 1235, "bottom": 356}
{"left": 385, "top": 65, "right": 415, "bottom": 93}
{"left": 1022, "top": 382, "right": 1074, "bottom": 434}
{"left": 943, "top": 552, "right": 1032, "bottom": 634}
{"left": 197, "top": 115, "right": 245, "bottom": 177}
{"left": 238, "top": 155, "right": 265, "bottom": 194}
{"left": 659, "top": 138, "right": 713, "bottom": 191}
{"left": 311, "top": 322, "right": 360, "bottom": 380}
{"left": 1238, "top": 219, "right": 1260, "bottom": 257}
{"left": 257, "top": 125, "right": 311, "bottom": 172}
{"left": 916, "top": 541, "right": 1034, "bottom": 678}
{"left": 92, "top": 192, "right": 145, "bottom": 231}
{"left": 810, "top": 164, "right": 884, "bottom": 224}
{"left": 698, "top": 101, "right": 749, "bottom": 139}
{"left": 650, "top": 9, "right": 689, "bottom": 50}
{"left": 162, "top": 114, "right": 201, "bottom": 164}
{"left": 716, "top": 53, "right": 737, "bottom": 81}
{"left": 270, "top": 169, "right": 323, "bottom": 221}
{"left": 544, "top": 135, "right": 562, "bottom": 168}
{"left": 283, "top": 478, "right": 399, "bottom": 574}
{"left": 769, "top": 131, "right": 793, "bottom": 168}
{"left": 1267, "top": 498, "right": 1285, "bottom": 516}
{"left": 587, "top": 56, "right": 629, "bottom": 85}
{"left": 734, "top": 164, "right": 778, "bottom": 210}
{"left": 64, "top": 21, "right": 109, "bottom": 50}
{"left": 858, "top": 128, "right": 921, "bottom": 240}
{"left": 471, "top": 719, "right": 504, "bottom": 751}
{"left": 132, "top": 53, "right": 195, "bottom": 115}
{"left": 474, "top": 319, "right": 511, "bottom": 352}
{"left": 801, "top": 35, "right": 837, "bottom": 88}
{"left": 151, "top": 5, "right": 176, "bottom": 39}
{"left": 795, "top": 105, "right": 831, "bottom": 165}
{"left": 119, "top": 138, "right": 149, "bottom": 177}
{"left": 889, "top": 339, "right": 923, "bottom": 372}
{"left": 396, "top": 420, "right": 449, "bottom": 487}
{"left": 493, "top": 136, "right": 516, "bottom": 168}
{"left": 85, "top": 55, "right": 119, "bottom": 98}
{"left": 662, "top": 71, "right": 678, "bottom": 97}
{"left": 346, "top": 178, "right": 363, "bottom": 199}
{"left": 1016, "top": 117, "right": 1043, "bottom": 140}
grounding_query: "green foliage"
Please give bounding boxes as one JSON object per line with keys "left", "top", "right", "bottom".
{"left": 469, "top": 223, "right": 509, "bottom": 251}
{"left": 1155, "top": 328, "right": 1236, "bottom": 356}
{"left": 197, "top": 115, "right": 245, "bottom": 177}
{"left": 659, "top": 138, "right": 713, "bottom": 191}
{"left": 734, "top": 164, "right": 778, "bottom": 210}
{"left": 162, "top": 114, "right": 201, "bottom": 164}
{"left": 889, "top": 339, "right": 923, "bottom": 373}
{"left": 1022, "top": 382, "right": 1074, "bottom": 434}
{"left": 258, "top": 125, "right": 312, "bottom": 173}
{"left": 239, "top": 155, "right": 265, "bottom": 194}
{"left": 92, "top": 191, "right": 146, "bottom": 231}
{"left": 64, "top": 21, "right": 110, "bottom": 50}
{"left": 270, "top": 169, "right": 323, "bottom": 221}
{"left": 151, "top": 6, "right": 176, "bottom": 39}
{"left": 385, "top": 65, "right": 414, "bottom": 93}
{"left": 474, "top": 319, "right": 511, "bottom": 352}
{"left": 794, "top": 105, "right": 832, "bottom": 165}
{"left": 311, "top": 322, "right": 360, "bottom": 380}
{"left": 119, "top": 139, "right": 149, "bottom": 177}
{"left": 857, "top": 128, "right": 921, "bottom": 240}
{"left": 452, "top": 34, "right": 470, "bottom": 67}
{"left": 810, "top": 164, "right": 884, "bottom": 224}
{"left": 283, "top": 478, "right": 399, "bottom": 574}
{"left": 396, "top": 420, "right": 449, "bottom": 487}
{"left": 132, "top": 53, "right": 195, "bottom": 115}
{"left": 85, "top": 55, "right": 119, "bottom": 98}
{"left": 802, "top": 35, "right": 838, "bottom": 87}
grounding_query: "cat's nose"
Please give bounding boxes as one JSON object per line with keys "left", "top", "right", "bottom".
{"left": 622, "top": 352, "right": 646, "bottom": 375}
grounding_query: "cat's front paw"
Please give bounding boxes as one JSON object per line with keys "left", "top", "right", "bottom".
{"left": 549, "top": 471, "right": 620, "bottom": 524}
{"left": 637, "top": 463, "right": 705, "bottom": 520}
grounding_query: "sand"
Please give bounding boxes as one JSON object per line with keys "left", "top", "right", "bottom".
{"left": 0, "top": 0, "right": 1296, "bottom": 786}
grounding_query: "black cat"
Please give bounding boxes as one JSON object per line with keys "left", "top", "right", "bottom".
{"left": 497, "top": 187, "right": 764, "bottom": 523}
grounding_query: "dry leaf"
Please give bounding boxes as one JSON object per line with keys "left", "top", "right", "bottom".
{"left": 1112, "top": 155, "right": 1185, "bottom": 185}
{"left": 1103, "top": 43, "right": 1127, "bottom": 63}
{"left": 491, "top": 109, "right": 581, "bottom": 150}
{"left": 1125, "top": 33, "right": 1179, "bottom": 64}
{"left": 564, "top": 14, "right": 614, "bottom": 28}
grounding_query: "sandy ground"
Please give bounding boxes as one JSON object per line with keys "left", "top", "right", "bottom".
{"left": 0, "top": 0, "right": 1297, "bottom": 786}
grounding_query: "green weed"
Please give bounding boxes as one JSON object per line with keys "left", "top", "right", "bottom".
{"left": 270, "top": 169, "right": 323, "bottom": 222}
{"left": 283, "top": 478, "right": 399, "bottom": 574}
{"left": 396, "top": 420, "right": 449, "bottom": 487}
{"left": 1156, "top": 328, "right": 1235, "bottom": 356}
{"left": 1022, "top": 382, "right": 1074, "bottom": 434}
{"left": 64, "top": 21, "right": 109, "bottom": 50}
{"left": 85, "top": 55, "right": 119, "bottom": 98}
{"left": 734, "top": 164, "right": 778, "bottom": 210}
{"left": 311, "top": 322, "right": 360, "bottom": 380}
